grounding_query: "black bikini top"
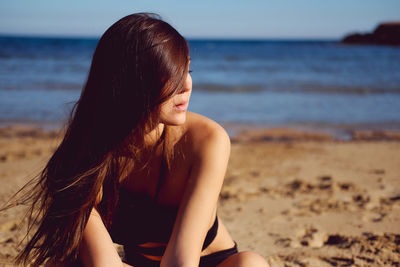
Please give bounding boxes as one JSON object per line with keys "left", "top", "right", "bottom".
{"left": 109, "top": 154, "right": 218, "bottom": 255}
{"left": 110, "top": 187, "right": 218, "bottom": 252}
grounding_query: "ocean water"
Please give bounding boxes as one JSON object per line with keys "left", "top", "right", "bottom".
{"left": 0, "top": 36, "right": 400, "bottom": 131}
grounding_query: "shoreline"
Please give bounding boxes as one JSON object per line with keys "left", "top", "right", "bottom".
{"left": 1, "top": 121, "right": 400, "bottom": 142}
{"left": 221, "top": 121, "right": 400, "bottom": 141}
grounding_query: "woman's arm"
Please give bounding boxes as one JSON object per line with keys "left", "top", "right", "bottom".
{"left": 79, "top": 208, "right": 132, "bottom": 267}
{"left": 161, "top": 118, "right": 231, "bottom": 267}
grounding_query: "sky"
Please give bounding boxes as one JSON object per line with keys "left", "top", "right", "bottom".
{"left": 0, "top": 0, "right": 399, "bottom": 39}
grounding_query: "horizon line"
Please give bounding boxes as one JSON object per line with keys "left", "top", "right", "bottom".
{"left": 0, "top": 32, "right": 341, "bottom": 41}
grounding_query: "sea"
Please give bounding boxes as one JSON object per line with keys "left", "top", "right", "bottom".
{"left": 1, "top": 35, "right": 400, "bottom": 137}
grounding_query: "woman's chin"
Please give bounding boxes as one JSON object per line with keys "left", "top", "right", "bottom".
{"left": 161, "top": 112, "right": 187, "bottom": 126}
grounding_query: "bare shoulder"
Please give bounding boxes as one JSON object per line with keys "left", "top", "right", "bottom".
{"left": 184, "top": 112, "right": 231, "bottom": 156}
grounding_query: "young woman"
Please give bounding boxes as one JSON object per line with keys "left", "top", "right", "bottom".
{"left": 16, "top": 13, "right": 269, "bottom": 267}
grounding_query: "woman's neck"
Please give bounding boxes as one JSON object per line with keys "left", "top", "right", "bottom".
{"left": 144, "top": 123, "right": 165, "bottom": 147}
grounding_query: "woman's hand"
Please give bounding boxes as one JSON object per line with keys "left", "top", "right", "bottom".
{"left": 161, "top": 115, "right": 231, "bottom": 267}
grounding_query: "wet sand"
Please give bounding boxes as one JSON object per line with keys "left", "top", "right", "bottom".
{"left": 0, "top": 126, "right": 399, "bottom": 266}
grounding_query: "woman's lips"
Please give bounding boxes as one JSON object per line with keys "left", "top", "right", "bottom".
{"left": 174, "top": 100, "right": 189, "bottom": 111}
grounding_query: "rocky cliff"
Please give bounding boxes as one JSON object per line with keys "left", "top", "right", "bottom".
{"left": 342, "top": 22, "right": 400, "bottom": 46}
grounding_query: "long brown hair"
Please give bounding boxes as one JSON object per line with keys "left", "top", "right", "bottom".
{"left": 13, "top": 13, "right": 189, "bottom": 266}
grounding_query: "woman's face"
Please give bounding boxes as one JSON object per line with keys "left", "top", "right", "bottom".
{"left": 159, "top": 70, "right": 192, "bottom": 126}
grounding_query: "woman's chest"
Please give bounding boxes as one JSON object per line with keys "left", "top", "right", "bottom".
{"left": 111, "top": 153, "right": 192, "bottom": 244}
{"left": 120, "top": 150, "right": 192, "bottom": 207}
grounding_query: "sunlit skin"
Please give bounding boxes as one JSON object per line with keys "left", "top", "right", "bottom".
{"left": 159, "top": 70, "right": 192, "bottom": 126}
{"left": 144, "top": 66, "right": 192, "bottom": 146}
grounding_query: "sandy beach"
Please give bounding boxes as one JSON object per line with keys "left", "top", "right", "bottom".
{"left": 0, "top": 126, "right": 399, "bottom": 266}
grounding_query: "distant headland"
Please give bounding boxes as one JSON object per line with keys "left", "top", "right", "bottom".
{"left": 341, "top": 22, "right": 400, "bottom": 46}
